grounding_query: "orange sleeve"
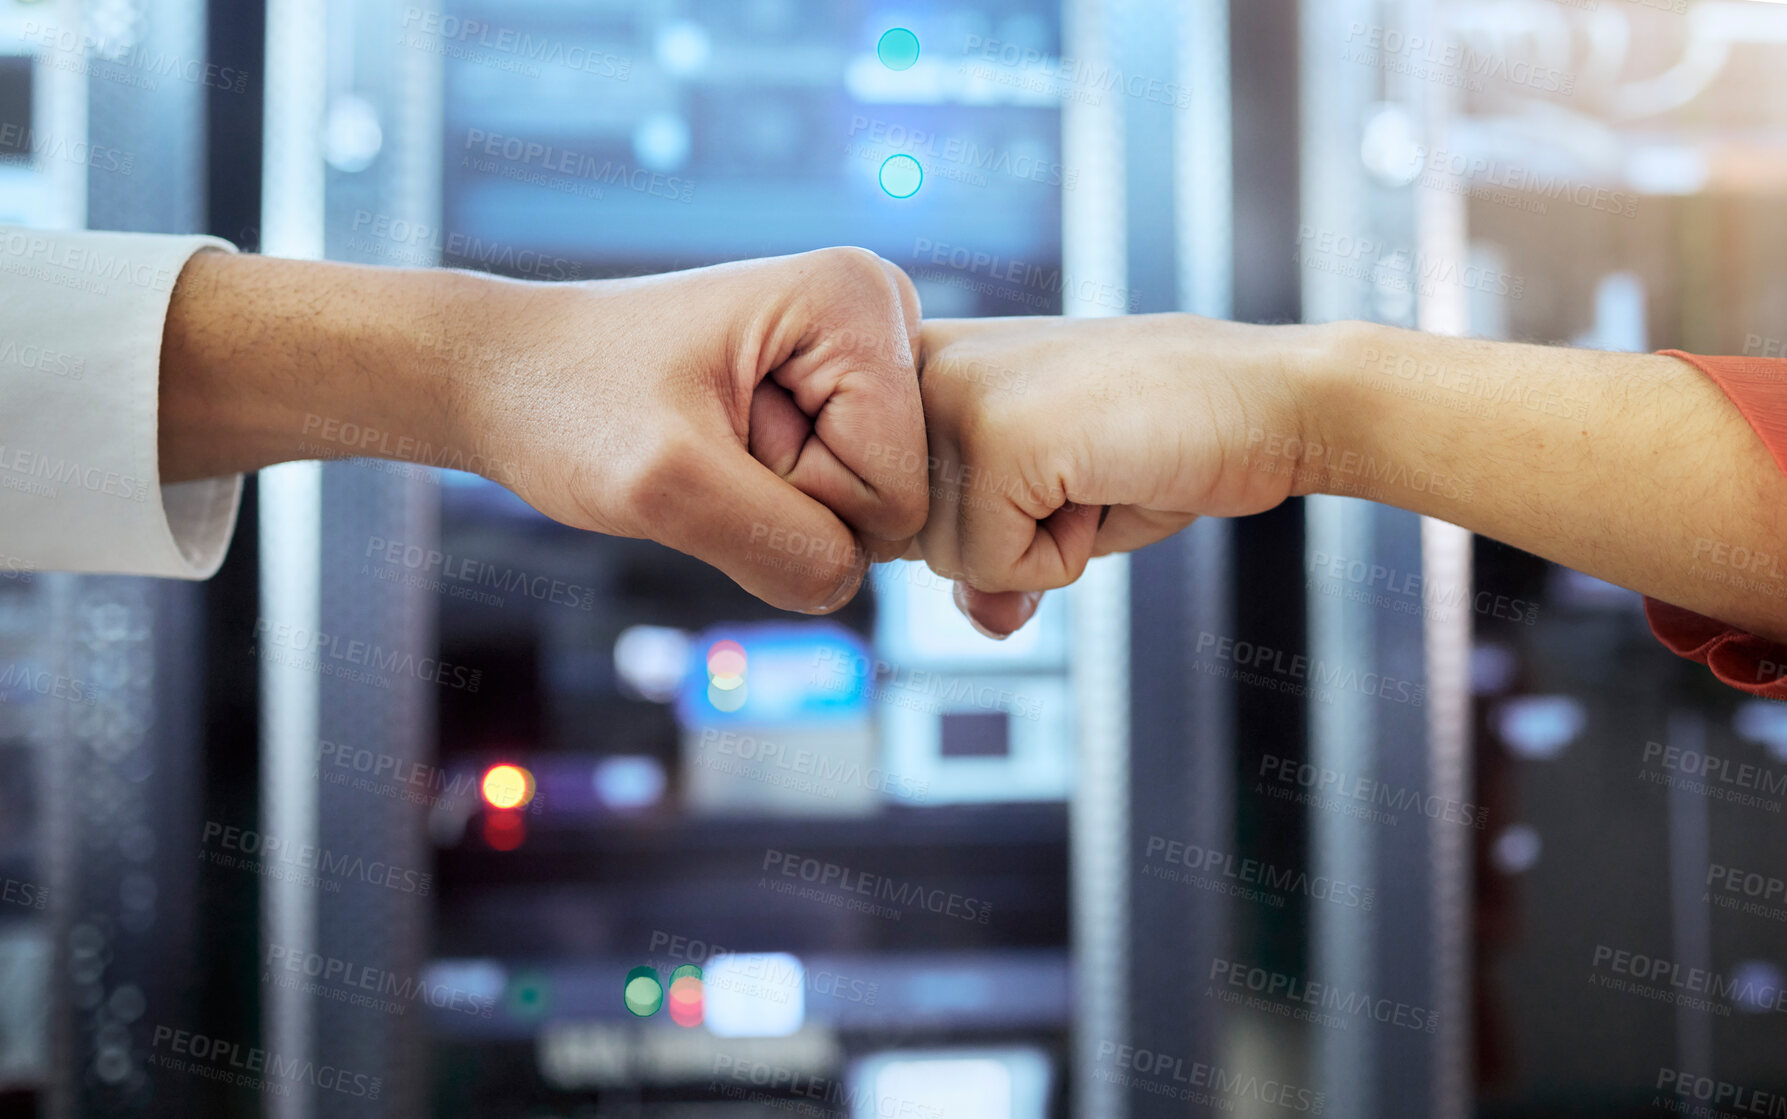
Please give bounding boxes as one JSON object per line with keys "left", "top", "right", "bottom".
{"left": 1644, "top": 351, "right": 1787, "bottom": 698}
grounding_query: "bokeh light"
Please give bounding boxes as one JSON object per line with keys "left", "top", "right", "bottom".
{"left": 707, "top": 640, "right": 746, "bottom": 685}
{"left": 482, "top": 809, "right": 525, "bottom": 851}
{"left": 613, "top": 625, "right": 690, "bottom": 702}
{"left": 481, "top": 763, "right": 536, "bottom": 810}
{"left": 707, "top": 639, "right": 748, "bottom": 711}
{"left": 877, "top": 27, "right": 920, "bottom": 70}
{"left": 879, "top": 154, "right": 923, "bottom": 199}
{"left": 507, "top": 971, "right": 551, "bottom": 1018}
{"left": 624, "top": 966, "right": 664, "bottom": 1017}
{"left": 667, "top": 964, "right": 704, "bottom": 1027}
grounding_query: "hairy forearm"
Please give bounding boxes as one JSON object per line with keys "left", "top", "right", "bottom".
{"left": 1298, "top": 321, "right": 1787, "bottom": 641}
{"left": 157, "top": 252, "right": 510, "bottom": 482}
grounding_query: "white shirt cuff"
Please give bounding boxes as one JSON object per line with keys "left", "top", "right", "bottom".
{"left": 0, "top": 226, "right": 244, "bottom": 579}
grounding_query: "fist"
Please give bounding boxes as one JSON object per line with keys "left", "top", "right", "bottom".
{"left": 913, "top": 313, "right": 1314, "bottom": 635}
{"left": 466, "top": 247, "right": 928, "bottom": 613}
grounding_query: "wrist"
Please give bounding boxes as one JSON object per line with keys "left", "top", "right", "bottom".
{"left": 1284, "top": 318, "right": 1398, "bottom": 499}
{"left": 372, "top": 266, "right": 543, "bottom": 490}
{"left": 160, "top": 253, "right": 522, "bottom": 481}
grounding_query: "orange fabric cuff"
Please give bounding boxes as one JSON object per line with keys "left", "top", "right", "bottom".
{"left": 1645, "top": 351, "right": 1787, "bottom": 697}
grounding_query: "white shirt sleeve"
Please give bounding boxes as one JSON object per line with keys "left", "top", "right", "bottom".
{"left": 0, "top": 226, "right": 244, "bottom": 580}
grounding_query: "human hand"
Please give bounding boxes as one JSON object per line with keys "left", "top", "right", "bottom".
{"left": 454, "top": 248, "right": 928, "bottom": 612}
{"left": 912, "top": 314, "right": 1326, "bottom": 636}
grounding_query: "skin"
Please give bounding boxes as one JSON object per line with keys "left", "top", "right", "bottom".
{"left": 157, "top": 247, "right": 929, "bottom": 613}
{"left": 914, "top": 315, "right": 1787, "bottom": 644}
{"left": 155, "top": 248, "right": 1785, "bottom": 645}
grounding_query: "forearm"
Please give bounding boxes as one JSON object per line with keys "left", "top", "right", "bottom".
{"left": 1298, "top": 321, "right": 1787, "bottom": 642}
{"left": 158, "top": 252, "right": 508, "bottom": 482}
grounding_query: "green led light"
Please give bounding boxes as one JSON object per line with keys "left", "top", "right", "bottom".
{"left": 879, "top": 154, "right": 923, "bottom": 199}
{"left": 509, "top": 970, "right": 551, "bottom": 1018}
{"left": 624, "top": 966, "right": 664, "bottom": 1017}
{"left": 877, "top": 28, "right": 920, "bottom": 71}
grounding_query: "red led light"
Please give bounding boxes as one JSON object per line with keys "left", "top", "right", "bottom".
{"left": 667, "top": 974, "right": 703, "bottom": 1028}
{"left": 706, "top": 640, "right": 746, "bottom": 683}
{"left": 483, "top": 809, "right": 525, "bottom": 851}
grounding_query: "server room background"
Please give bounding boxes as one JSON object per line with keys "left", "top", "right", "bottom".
{"left": 2, "top": 0, "right": 1787, "bottom": 1116}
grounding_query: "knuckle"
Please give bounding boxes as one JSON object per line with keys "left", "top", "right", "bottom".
{"left": 613, "top": 432, "right": 696, "bottom": 524}
{"left": 814, "top": 246, "right": 897, "bottom": 303}
{"left": 879, "top": 481, "right": 928, "bottom": 537}
{"left": 954, "top": 394, "right": 1010, "bottom": 465}
{"left": 814, "top": 244, "right": 885, "bottom": 276}
{"left": 961, "top": 560, "right": 1010, "bottom": 594}
{"left": 896, "top": 500, "right": 928, "bottom": 539}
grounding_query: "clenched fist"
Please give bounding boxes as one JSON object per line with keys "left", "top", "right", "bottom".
{"left": 911, "top": 314, "right": 1326, "bottom": 636}
{"left": 162, "top": 246, "right": 930, "bottom": 612}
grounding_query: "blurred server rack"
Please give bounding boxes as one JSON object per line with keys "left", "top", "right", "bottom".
{"left": 249, "top": 1, "right": 1085, "bottom": 1117}
{"left": 0, "top": 0, "right": 223, "bottom": 1115}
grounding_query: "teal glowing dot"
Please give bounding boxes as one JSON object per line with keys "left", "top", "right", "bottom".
{"left": 508, "top": 971, "right": 551, "bottom": 1018}
{"left": 877, "top": 28, "right": 920, "bottom": 71}
{"left": 624, "top": 966, "right": 664, "bottom": 1017}
{"left": 879, "top": 154, "right": 924, "bottom": 199}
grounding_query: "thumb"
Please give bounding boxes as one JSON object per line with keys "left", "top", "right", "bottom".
{"left": 953, "top": 583, "right": 1045, "bottom": 640}
{"left": 651, "top": 437, "right": 870, "bottom": 614}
